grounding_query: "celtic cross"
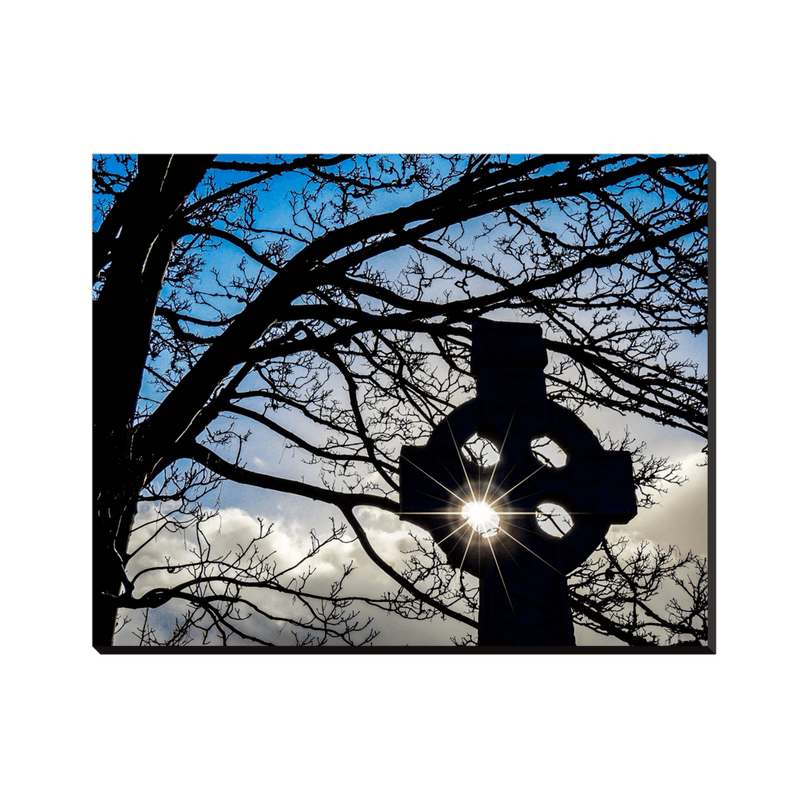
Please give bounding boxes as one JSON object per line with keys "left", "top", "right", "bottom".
{"left": 399, "top": 319, "right": 637, "bottom": 646}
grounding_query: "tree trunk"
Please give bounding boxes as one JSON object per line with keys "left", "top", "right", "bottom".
{"left": 93, "top": 423, "right": 152, "bottom": 646}
{"left": 93, "top": 155, "right": 215, "bottom": 647}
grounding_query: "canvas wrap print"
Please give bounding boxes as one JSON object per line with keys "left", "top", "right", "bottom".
{"left": 92, "top": 154, "right": 711, "bottom": 651}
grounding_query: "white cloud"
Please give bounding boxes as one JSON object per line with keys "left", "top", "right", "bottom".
{"left": 354, "top": 506, "right": 406, "bottom": 536}
{"left": 618, "top": 453, "right": 708, "bottom": 556}
{"left": 119, "top": 501, "right": 474, "bottom": 646}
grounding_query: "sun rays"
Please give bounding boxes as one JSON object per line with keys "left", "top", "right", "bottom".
{"left": 400, "top": 416, "right": 574, "bottom": 612}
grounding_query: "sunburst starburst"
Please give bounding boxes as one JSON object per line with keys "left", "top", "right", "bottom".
{"left": 461, "top": 501, "right": 500, "bottom": 538}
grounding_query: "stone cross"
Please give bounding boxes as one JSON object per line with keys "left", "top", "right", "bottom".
{"left": 399, "top": 320, "right": 637, "bottom": 646}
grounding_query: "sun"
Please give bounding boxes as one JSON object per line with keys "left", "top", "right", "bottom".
{"left": 461, "top": 500, "right": 500, "bottom": 538}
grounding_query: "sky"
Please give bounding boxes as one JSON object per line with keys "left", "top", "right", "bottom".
{"left": 6, "top": 3, "right": 799, "bottom": 797}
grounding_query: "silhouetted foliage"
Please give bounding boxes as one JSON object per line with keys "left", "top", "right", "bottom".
{"left": 93, "top": 154, "right": 709, "bottom": 647}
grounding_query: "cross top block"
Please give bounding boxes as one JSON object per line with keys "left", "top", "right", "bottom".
{"left": 399, "top": 320, "right": 637, "bottom": 578}
{"left": 470, "top": 318, "right": 548, "bottom": 373}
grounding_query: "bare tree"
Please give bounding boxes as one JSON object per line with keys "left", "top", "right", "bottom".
{"left": 93, "top": 154, "right": 709, "bottom": 647}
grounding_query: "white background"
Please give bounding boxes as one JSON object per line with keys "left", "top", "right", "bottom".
{"left": 4, "top": 2, "right": 795, "bottom": 797}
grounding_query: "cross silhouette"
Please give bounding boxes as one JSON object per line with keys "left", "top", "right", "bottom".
{"left": 399, "top": 320, "right": 637, "bottom": 646}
